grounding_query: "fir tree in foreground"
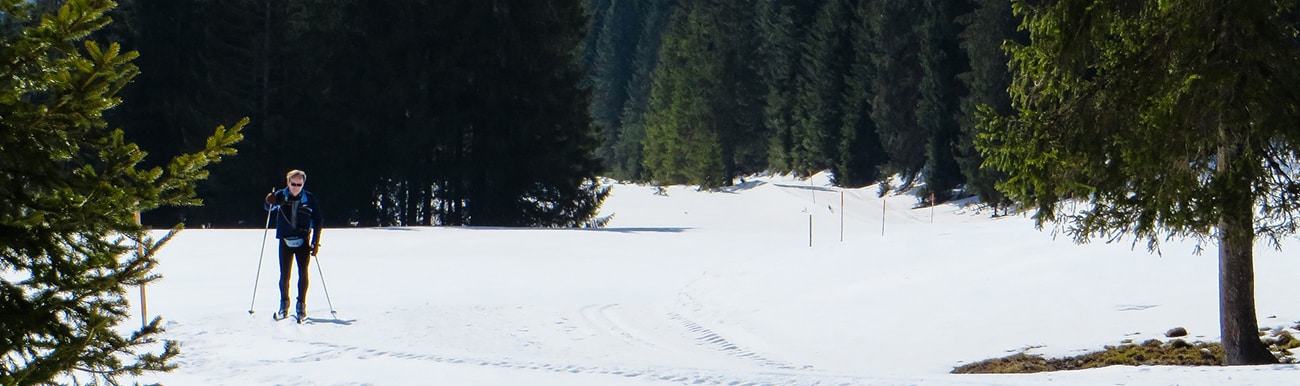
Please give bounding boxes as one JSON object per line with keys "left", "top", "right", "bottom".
{"left": 979, "top": 0, "right": 1300, "bottom": 365}
{"left": 0, "top": 0, "right": 244, "bottom": 383}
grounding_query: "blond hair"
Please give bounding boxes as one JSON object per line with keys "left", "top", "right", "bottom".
{"left": 286, "top": 169, "right": 307, "bottom": 180}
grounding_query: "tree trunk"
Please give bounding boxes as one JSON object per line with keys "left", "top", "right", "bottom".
{"left": 1218, "top": 206, "right": 1277, "bottom": 364}
{"left": 1217, "top": 133, "right": 1277, "bottom": 365}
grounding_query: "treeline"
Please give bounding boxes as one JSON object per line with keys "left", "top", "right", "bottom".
{"left": 98, "top": 0, "right": 1023, "bottom": 228}
{"left": 587, "top": 0, "right": 1024, "bottom": 206}
{"left": 97, "top": 0, "right": 606, "bottom": 228}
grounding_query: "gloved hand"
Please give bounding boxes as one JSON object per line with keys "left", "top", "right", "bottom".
{"left": 265, "top": 192, "right": 277, "bottom": 206}
{"left": 310, "top": 244, "right": 320, "bottom": 256}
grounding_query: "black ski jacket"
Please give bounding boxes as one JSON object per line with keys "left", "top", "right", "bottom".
{"left": 264, "top": 189, "right": 322, "bottom": 243}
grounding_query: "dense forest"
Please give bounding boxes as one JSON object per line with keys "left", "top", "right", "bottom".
{"left": 586, "top": 0, "right": 1024, "bottom": 204}
{"left": 98, "top": 0, "right": 606, "bottom": 228}
{"left": 95, "top": 0, "right": 1024, "bottom": 228}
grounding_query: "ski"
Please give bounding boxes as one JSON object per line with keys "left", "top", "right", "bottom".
{"left": 271, "top": 313, "right": 308, "bottom": 324}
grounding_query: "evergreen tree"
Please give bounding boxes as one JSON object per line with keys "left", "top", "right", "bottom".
{"left": 100, "top": 0, "right": 217, "bottom": 222}
{"left": 609, "top": 0, "right": 676, "bottom": 181}
{"left": 979, "top": 0, "right": 1300, "bottom": 364}
{"left": 836, "top": 0, "right": 888, "bottom": 187}
{"left": 329, "top": 0, "right": 454, "bottom": 226}
{"left": 915, "top": 0, "right": 972, "bottom": 202}
{"left": 0, "top": 0, "right": 244, "bottom": 383}
{"left": 643, "top": 0, "right": 764, "bottom": 188}
{"left": 433, "top": 0, "right": 610, "bottom": 226}
{"left": 955, "top": 0, "right": 1017, "bottom": 214}
{"left": 868, "top": 1, "right": 926, "bottom": 186}
{"left": 712, "top": 0, "right": 767, "bottom": 178}
{"left": 590, "top": 0, "right": 647, "bottom": 179}
{"left": 105, "top": 0, "right": 324, "bottom": 227}
{"left": 788, "top": 0, "right": 853, "bottom": 176}
{"left": 754, "top": 0, "right": 817, "bottom": 173}
{"left": 582, "top": 0, "right": 614, "bottom": 70}
{"left": 642, "top": 1, "right": 726, "bottom": 187}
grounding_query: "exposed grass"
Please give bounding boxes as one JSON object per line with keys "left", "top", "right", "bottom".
{"left": 953, "top": 327, "right": 1299, "bottom": 374}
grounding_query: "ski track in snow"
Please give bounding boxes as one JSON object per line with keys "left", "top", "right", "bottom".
{"left": 578, "top": 304, "right": 661, "bottom": 350}
{"left": 215, "top": 308, "right": 892, "bottom": 386}
{"left": 164, "top": 303, "right": 922, "bottom": 386}
{"left": 666, "top": 312, "right": 801, "bottom": 371}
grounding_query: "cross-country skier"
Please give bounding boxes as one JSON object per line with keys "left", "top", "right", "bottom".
{"left": 263, "top": 169, "right": 323, "bottom": 321}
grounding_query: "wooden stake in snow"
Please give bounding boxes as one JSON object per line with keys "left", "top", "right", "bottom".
{"left": 930, "top": 192, "right": 935, "bottom": 223}
{"left": 135, "top": 210, "right": 148, "bottom": 328}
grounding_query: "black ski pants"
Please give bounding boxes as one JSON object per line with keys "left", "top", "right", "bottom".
{"left": 278, "top": 239, "right": 311, "bottom": 303}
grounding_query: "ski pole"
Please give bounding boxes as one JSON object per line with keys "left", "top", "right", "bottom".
{"left": 313, "top": 251, "right": 339, "bottom": 317}
{"left": 247, "top": 188, "right": 275, "bottom": 315}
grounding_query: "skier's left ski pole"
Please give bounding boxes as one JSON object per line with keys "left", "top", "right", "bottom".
{"left": 314, "top": 249, "right": 338, "bottom": 317}
{"left": 247, "top": 188, "right": 275, "bottom": 315}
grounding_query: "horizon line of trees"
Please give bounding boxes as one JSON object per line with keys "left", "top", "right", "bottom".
{"left": 93, "top": 0, "right": 1027, "bottom": 228}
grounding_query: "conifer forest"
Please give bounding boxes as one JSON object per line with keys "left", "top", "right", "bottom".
{"left": 98, "top": 0, "right": 1024, "bottom": 228}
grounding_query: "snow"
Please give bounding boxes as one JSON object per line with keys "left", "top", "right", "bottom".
{"left": 122, "top": 173, "right": 1300, "bottom": 385}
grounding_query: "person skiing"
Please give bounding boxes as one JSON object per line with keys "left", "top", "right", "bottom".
{"left": 263, "top": 169, "right": 323, "bottom": 321}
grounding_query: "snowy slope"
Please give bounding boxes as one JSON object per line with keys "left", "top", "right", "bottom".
{"left": 123, "top": 174, "right": 1300, "bottom": 385}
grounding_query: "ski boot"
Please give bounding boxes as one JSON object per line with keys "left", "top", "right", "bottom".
{"left": 273, "top": 299, "right": 290, "bottom": 321}
{"left": 295, "top": 298, "right": 307, "bottom": 323}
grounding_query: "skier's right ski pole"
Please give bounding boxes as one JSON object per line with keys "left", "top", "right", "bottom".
{"left": 247, "top": 188, "right": 275, "bottom": 315}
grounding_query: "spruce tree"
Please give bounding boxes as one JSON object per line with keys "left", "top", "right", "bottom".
{"left": 436, "top": 0, "right": 610, "bottom": 227}
{"left": 610, "top": 0, "right": 677, "bottom": 182}
{"left": 590, "top": 0, "right": 647, "bottom": 178}
{"left": 955, "top": 0, "right": 1017, "bottom": 214}
{"left": 711, "top": 0, "right": 767, "bottom": 179}
{"left": 642, "top": 0, "right": 729, "bottom": 188}
{"left": 915, "top": 0, "right": 972, "bottom": 202}
{"left": 788, "top": 0, "right": 853, "bottom": 176}
{"left": 582, "top": 0, "right": 614, "bottom": 69}
{"left": 642, "top": 0, "right": 764, "bottom": 188}
{"left": 0, "top": 0, "right": 245, "bottom": 383}
{"left": 868, "top": 1, "right": 926, "bottom": 186}
{"left": 836, "top": 0, "right": 889, "bottom": 188}
{"left": 980, "top": 0, "right": 1300, "bottom": 365}
{"left": 754, "top": 0, "right": 816, "bottom": 174}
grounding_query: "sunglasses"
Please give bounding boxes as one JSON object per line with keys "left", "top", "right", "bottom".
{"left": 290, "top": 183, "right": 303, "bottom": 187}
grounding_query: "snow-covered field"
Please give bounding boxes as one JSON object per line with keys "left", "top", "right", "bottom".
{"left": 125, "top": 174, "right": 1300, "bottom": 385}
